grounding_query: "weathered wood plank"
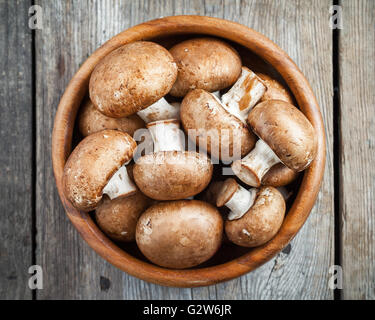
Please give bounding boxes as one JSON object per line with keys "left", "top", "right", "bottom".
{"left": 0, "top": 0, "right": 33, "bottom": 300}
{"left": 35, "top": 0, "right": 128, "bottom": 299}
{"left": 339, "top": 0, "right": 375, "bottom": 300}
{"left": 36, "top": 0, "right": 334, "bottom": 299}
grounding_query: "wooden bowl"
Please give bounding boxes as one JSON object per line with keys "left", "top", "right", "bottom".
{"left": 52, "top": 16, "right": 326, "bottom": 287}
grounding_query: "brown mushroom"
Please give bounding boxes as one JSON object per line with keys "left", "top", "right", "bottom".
{"left": 89, "top": 41, "right": 177, "bottom": 118}
{"left": 136, "top": 200, "right": 223, "bottom": 269}
{"left": 256, "top": 73, "right": 294, "bottom": 104}
{"left": 217, "top": 179, "right": 285, "bottom": 247}
{"left": 247, "top": 73, "right": 296, "bottom": 186}
{"left": 262, "top": 163, "right": 299, "bottom": 187}
{"left": 78, "top": 99, "right": 145, "bottom": 137}
{"left": 216, "top": 178, "right": 257, "bottom": 221}
{"left": 95, "top": 192, "right": 152, "bottom": 242}
{"left": 180, "top": 89, "right": 256, "bottom": 162}
{"left": 133, "top": 119, "right": 213, "bottom": 200}
{"left": 169, "top": 37, "right": 242, "bottom": 97}
{"left": 199, "top": 180, "right": 225, "bottom": 206}
{"left": 63, "top": 130, "right": 137, "bottom": 211}
{"left": 232, "top": 100, "right": 317, "bottom": 187}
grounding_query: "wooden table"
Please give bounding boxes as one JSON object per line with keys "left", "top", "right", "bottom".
{"left": 0, "top": 0, "right": 373, "bottom": 300}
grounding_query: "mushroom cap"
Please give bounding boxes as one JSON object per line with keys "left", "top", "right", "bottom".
{"left": 78, "top": 99, "right": 145, "bottom": 137}
{"left": 133, "top": 151, "right": 213, "bottom": 200}
{"left": 197, "top": 180, "right": 230, "bottom": 221}
{"left": 247, "top": 100, "right": 317, "bottom": 171}
{"left": 180, "top": 89, "right": 256, "bottom": 162}
{"left": 89, "top": 41, "right": 178, "bottom": 118}
{"left": 63, "top": 130, "right": 137, "bottom": 211}
{"left": 95, "top": 192, "right": 152, "bottom": 242}
{"left": 199, "top": 180, "right": 224, "bottom": 206}
{"left": 216, "top": 178, "right": 238, "bottom": 207}
{"left": 225, "top": 186, "right": 285, "bottom": 247}
{"left": 169, "top": 38, "right": 242, "bottom": 97}
{"left": 136, "top": 200, "right": 223, "bottom": 269}
{"left": 256, "top": 73, "right": 294, "bottom": 104}
{"left": 262, "top": 163, "right": 299, "bottom": 187}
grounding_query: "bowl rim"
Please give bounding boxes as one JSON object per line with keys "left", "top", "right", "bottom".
{"left": 52, "top": 15, "right": 326, "bottom": 287}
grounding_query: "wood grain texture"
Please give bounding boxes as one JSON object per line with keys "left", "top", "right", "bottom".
{"left": 0, "top": 0, "right": 33, "bottom": 300}
{"left": 37, "top": 0, "right": 333, "bottom": 299}
{"left": 35, "top": 0, "right": 127, "bottom": 300}
{"left": 339, "top": 0, "right": 375, "bottom": 300}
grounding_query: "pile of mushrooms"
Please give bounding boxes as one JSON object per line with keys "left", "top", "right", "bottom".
{"left": 62, "top": 38, "right": 317, "bottom": 269}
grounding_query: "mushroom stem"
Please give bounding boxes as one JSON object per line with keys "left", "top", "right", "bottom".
{"left": 137, "top": 97, "right": 180, "bottom": 124}
{"left": 102, "top": 164, "right": 137, "bottom": 200}
{"left": 226, "top": 185, "right": 258, "bottom": 220}
{"left": 232, "top": 139, "right": 280, "bottom": 187}
{"left": 147, "top": 119, "right": 184, "bottom": 152}
{"left": 221, "top": 67, "right": 266, "bottom": 123}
